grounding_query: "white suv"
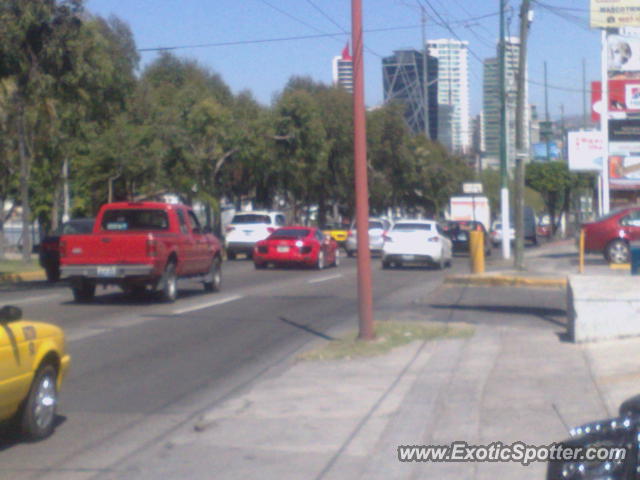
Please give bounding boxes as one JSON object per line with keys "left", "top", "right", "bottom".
{"left": 225, "top": 211, "right": 286, "bottom": 259}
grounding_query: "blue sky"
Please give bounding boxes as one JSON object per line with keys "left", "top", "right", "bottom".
{"left": 85, "top": 0, "right": 599, "bottom": 119}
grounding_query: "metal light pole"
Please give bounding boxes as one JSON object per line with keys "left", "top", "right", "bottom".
{"left": 421, "top": 6, "right": 430, "bottom": 140}
{"left": 352, "top": 0, "right": 374, "bottom": 340}
{"left": 499, "top": 0, "right": 511, "bottom": 259}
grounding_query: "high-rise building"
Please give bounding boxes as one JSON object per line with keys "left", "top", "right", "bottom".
{"left": 427, "top": 39, "right": 471, "bottom": 153}
{"left": 382, "top": 49, "right": 438, "bottom": 139}
{"left": 332, "top": 44, "right": 353, "bottom": 93}
{"left": 482, "top": 37, "right": 529, "bottom": 170}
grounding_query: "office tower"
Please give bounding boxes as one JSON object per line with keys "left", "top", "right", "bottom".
{"left": 332, "top": 44, "right": 353, "bottom": 93}
{"left": 427, "top": 39, "right": 471, "bottom": 153}
{"left": 482, "top": 37, "right": 529, "bottom": 170}
{"left": 382, "top": 49, "right": 438, "bottom": 139}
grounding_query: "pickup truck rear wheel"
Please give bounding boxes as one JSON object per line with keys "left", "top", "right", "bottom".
{"left": 204, "top": 258, "right": 221, "bottom": 292}
{"left": 72, "top": 280, "right": 96, "bottom": 302}
{"left": 161, "top": 262, "right": 178, "bottom": 302}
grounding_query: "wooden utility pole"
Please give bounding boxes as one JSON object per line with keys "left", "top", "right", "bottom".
{"left": 514, "top": 0, "right": 532, "bottom": 270}
{"left": 352, "top": 0, "right": 374, "bottom": 340}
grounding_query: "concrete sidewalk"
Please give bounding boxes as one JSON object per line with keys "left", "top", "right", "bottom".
{"left": 96, "top": 276, "right": 638, "bottom": 480}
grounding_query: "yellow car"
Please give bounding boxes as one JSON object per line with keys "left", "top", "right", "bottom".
{"left": 0, "top": 305, "right": 70, "bottom": 439}
{"left": 321, "top": 223, "right": 350, "bottom": 245}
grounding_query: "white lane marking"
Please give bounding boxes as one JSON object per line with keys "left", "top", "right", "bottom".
{"left": 6, "top": 293, "right": 66, "bottom": 306}
{"left": 172, "top": 295, "right": 244, "bottom": 315}
{"left": 308, "top": 274, "right": 343, "bottom": 284}
{"left": 67, "top": 328, "right": 112, "bottom": 343}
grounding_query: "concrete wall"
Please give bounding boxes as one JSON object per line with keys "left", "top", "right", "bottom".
{"left": 568, "top": 275, "right": 640, "bottom": 343}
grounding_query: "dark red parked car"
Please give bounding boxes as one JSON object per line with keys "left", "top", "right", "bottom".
{"left": 253, "top": 226, "right": 339, "bottom": 269}
{"left": 582, "top": 207, "right": 640, "bottom": 264}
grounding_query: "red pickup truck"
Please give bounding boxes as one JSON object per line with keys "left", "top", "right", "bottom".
{"left": 60, "top": 202, "right": 223, "bottom": 303}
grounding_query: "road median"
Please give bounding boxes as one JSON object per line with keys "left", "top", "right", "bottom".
{"left": 0, "top": 270, "right": 46, "bottom": 284}
{"left": 444, "top": 272, "right": 567, "bottom": 289}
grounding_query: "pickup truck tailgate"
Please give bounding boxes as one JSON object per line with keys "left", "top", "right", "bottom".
{"left": 61, "top": 233, "right": 153, "bottom": 265}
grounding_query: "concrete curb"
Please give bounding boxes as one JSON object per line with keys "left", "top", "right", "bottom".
{"left": 444, "top": 273, "right": 567, "bottom": 289}
{"left": 0, "top": 270, "right": 46, "bottom": 284}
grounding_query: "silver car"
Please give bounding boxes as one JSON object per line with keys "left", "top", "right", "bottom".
{"left": 345, "top": 217, "right": 392, "bottom": 257}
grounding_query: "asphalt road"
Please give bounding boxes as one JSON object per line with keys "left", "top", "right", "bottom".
{"left": 0, "top": 253, "right": 477, "bottom": 480}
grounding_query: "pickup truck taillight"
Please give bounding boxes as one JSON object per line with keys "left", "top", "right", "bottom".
{"left": 59, "top": 240, "right": 67, "bottom": 257}
{"left": 146, "top": 235, "right": 158, "bottom": 257}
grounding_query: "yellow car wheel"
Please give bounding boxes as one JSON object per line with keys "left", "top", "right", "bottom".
{"left": 21, "top": 364, "right": 58, "bottom": 440}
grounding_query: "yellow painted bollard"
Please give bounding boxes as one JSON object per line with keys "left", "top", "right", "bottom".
{"left": 469, "top": 230, "right": 485, "bottom": 274}
{"left": 579, "top": 228, "right": 585, "bottom": 274}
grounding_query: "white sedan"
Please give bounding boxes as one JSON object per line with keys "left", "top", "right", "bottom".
{"left": 381, "top": 219, "right": 452, "bottom": 269}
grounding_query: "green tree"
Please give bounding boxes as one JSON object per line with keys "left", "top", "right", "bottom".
{"left": 525, "top": 161, "right": 571, "bottom": 235}
{"left": 366, "top": 103, "right": 413, "bottom": 214}
{"left": 0, "top": 0, "right": 87, "bottom": 259}
{"left": 273, "top": 88, "right": 328, "bottom": 222}
{"left": 409, "top": 136, "right": 473, "bottom": 216}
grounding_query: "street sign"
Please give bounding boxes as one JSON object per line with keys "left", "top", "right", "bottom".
{"left": 462, "top": 182, "right": 483, "bottom": 194}
{"left": 539, "top": 121, "right": 553, "bottom": 136}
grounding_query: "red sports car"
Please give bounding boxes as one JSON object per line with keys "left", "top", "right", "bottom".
{"left": 253, "top": 227, "right": 339, "bottom": 269}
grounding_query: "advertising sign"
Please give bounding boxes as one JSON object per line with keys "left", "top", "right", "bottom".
{"left": 607, "top": 34, "right": 640, "bottom": 72}
{"left": 533, "top": 142, "right": 561, "bottom": 161}
{"left": 591, "top": 79, "right": 640, "bottom": 121}
{"left": 568, "top": 131, "right": 604, "bottom": 172}
{"left": 462, "top": 183, "right": 483, "bottom": 194}
{"left": 609, "top": 142, "right": 640, "bottom": 188}
{"left": 591, "top": 0, "right": 640, "bottom": 28}
{"left": 609, "top": 119, "right": 640, "bottom": 141}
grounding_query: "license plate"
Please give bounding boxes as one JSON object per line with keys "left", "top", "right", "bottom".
{"left": 402, "top": 255, "right": 415, "bottom": 261}
{"left": 97, "top": 266, "right": 117, "bottom": 277}
{"left": 458, "top": 233, "right": 467, "bottom": 240}
{"left": 277, "top": 246, "right": 290, "bottom": 253}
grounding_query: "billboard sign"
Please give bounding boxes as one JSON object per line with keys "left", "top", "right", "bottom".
{"left": 591, "top": 1, "right": 640, "bottom": 28}
{"left": 533, "top": 142, "right": 561, "bottom": 161}
{"left": 591, "top": 79, "right": 640, "bottom": 121}
{"left": 609, "top": 142, "right": 640, "bottom": 188}
{"left": 568, "top": 131, "right": 604, "bottom": 172}
{"left": 608, "top": 34, "right": 640, "bottom": 72}
{"left": 609, "top": 118, "right": 640, "bottom": 141}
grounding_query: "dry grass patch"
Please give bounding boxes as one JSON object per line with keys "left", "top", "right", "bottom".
{"left": 298, "top": 321, "right": 474, "bottom": 361}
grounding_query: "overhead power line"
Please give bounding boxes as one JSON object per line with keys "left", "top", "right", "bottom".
{"left": 138, "top": 25, "right": 420, "bottom": 52}
{"left": 303, "top": 0, "right": 383, "bottom": 58}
